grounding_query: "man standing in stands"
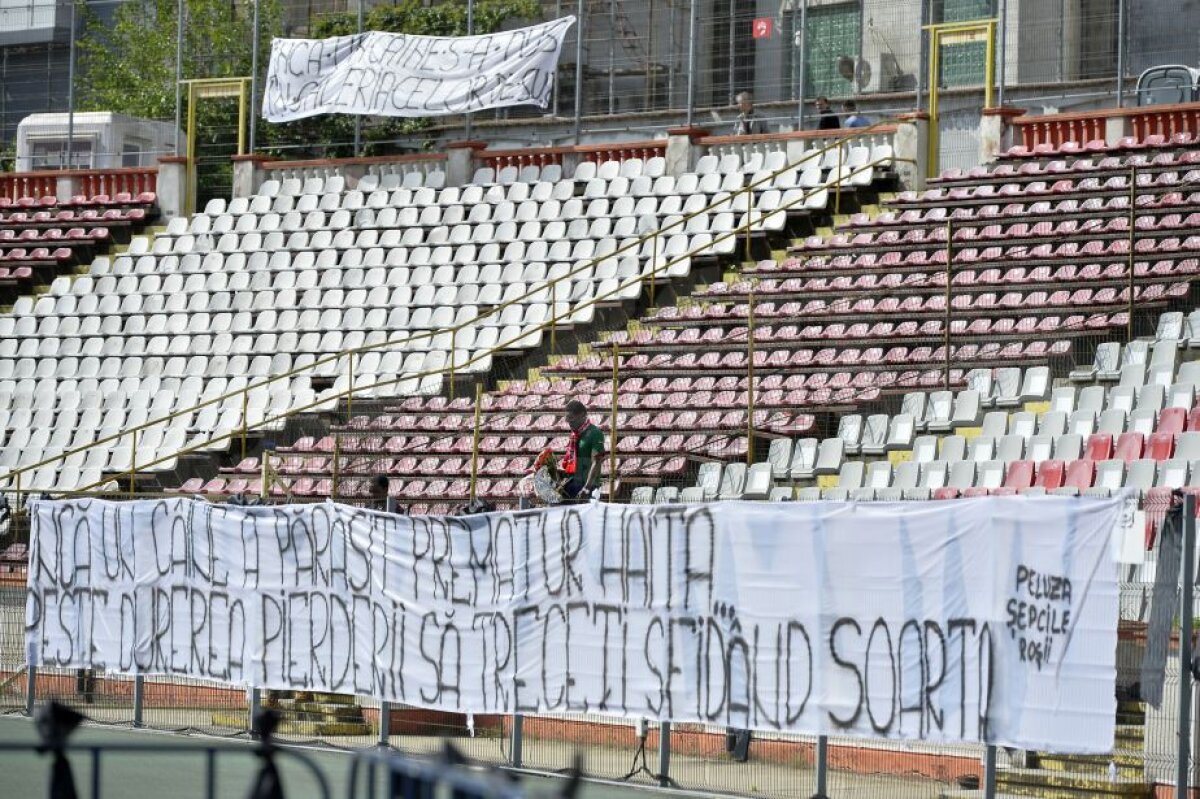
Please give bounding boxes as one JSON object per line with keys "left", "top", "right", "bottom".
{"left": 734, "top": 92, "right": 767, "bottom": 135}
{"left": 814, "top": 96, "right": 840, "bottom": 130}
{"left": 842, "top": 100, "right": 870, "bottom": 128}
{"left": 557, "top": 400, "right": 607, "bottom": 501}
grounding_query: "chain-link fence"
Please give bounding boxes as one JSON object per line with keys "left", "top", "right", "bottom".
{"left": 3, "top": 0, "right": 1200, "bottom": 165}
{"left": 1, "top": 493, "right": 1190, "bottom": 799}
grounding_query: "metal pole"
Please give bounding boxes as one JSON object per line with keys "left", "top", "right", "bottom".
{"left": 249, "top": 687, "right": 262, "bottom": 737}
{"left": 377, "top": 701, "right": 391, "bottom": 746}
{"left": 657, "top": 721, "right": 671, "bottom": 787}
{"left": 65, "top": 0, "right": 77, "bottom": 168}
{"left": 133, "top": 675, "right": 145, "bottom": 727}
{"left": 915, "top": 0, "right": 927, "bottom": 113}
{"left": 469, "top": 383, "right": 483, "bottom": 500}
{"left": 997, "top": 0, "right": 1007, "bottom": 107}
{"left": 174, "top": 0, "right": 184, "bottom": 155}
{"left": 944, "top": 219, "right": 952, "bottom": 391}
{"left": 668, "top": 0, "right": 676, "bottom": 107}
{"left": 249, "top": 0, "right": 261, "bottom": 154}
{"left": 510, "top": 714, "right": 524, "bottom": 768}
{"left": 1128, "top": 166, "right": 1136, "bottom": 343}
{"left": 797, "top": 0, "right": 808, "bottom": 129}
{"left": 573, "top": 0, "right": 585, "bottom": 143}
{"left": 608, "top": 0, "right": 616, "bottom": 116}
{"left": 24, "top": 666, "right": 36, "bottom": 716}
{"left": 984, "top": 745, "right": 998, "bottom": 799}
{"left": 815, "top": 735, "right": 829, "bottom": 796}
{"left": 609, "top": 341, "right": 619, "bottom": 500}
{"left": 465, "top": 0, "right": 475, "bottom": 139}
{"left": 352, "top": 0, "right": 363, "bottom": 154}
{"left": 554, "top": 0, "right": 563, "bottom": 113}
{"left": 1116, "top": 0, "right": 1126, "bottom": 107}
{"left": 685, "top": 0, "right": 697, "bottom": 128}
{"left": 746, "top": 289, "right": 755, "bottom": 464}
{"left": 727, "top": 0, "right": 735, "bottom": 104}
{"left": 1177, "top": 491, "right": 1196, "bottom": 799}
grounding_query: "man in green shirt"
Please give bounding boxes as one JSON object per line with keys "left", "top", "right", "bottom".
{"left": 558, "top": 399, "right": 607, "bottom": 500}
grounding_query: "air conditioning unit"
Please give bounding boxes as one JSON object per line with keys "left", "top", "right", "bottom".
{"left": 856, "top": 53, "right": 905, "bottom": 94}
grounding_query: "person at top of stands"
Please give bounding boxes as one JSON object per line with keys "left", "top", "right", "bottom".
{"left": 558, "top": 399, "right": 607, "bottom": 501}
{"left": 842, "top": 100, "right": 870, "bottom": 128}
{"left": 814, "top": 96, "right": 840, "bottom": 130}
{"left": 734, "top": 92, "right": 767, "bottom": 136}
{"left": 368, "top": 474, "right": 391, "bottom": 512}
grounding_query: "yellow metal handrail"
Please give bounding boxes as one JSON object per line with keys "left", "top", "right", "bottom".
{"left": 3, "top": 121, "right": 902, "bottom": 498}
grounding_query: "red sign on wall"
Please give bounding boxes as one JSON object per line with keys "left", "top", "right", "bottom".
{"left": 752, "top": 17, "right": 773, "bottom": 39}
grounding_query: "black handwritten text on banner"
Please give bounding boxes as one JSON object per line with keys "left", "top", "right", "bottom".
{"left": 24, "top": 497, "right": 1122, "bottom": 753}
{"left": 262, "top": 17, "right": 575, "bottom": 122}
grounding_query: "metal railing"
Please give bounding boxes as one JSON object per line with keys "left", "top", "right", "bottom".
{"left": 0, "top": 121, "right": 905, "bottom": 503}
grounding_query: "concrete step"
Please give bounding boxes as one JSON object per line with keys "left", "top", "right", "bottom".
{"left": 285, "top": 702, "right": 365, "bottom": 719}
{"left": 1033, "top": 751, "right": 1144, "bottom": 780}
{"left": 210, "top": 712, "right": 249, "bottom": 729}
{"left": 277, "top": 719, "right": 372, "bottom": 737}
{"left": 997, "top": 766, "right": 1153, "bottom": 799}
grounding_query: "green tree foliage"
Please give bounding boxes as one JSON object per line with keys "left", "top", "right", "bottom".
{"left": 261, "top": 0, "right": 541, "bottom": 158}
{"left": 76, "top": 0, "right": 280, "bottom": 206}
{"left": 77, "top": 0, "right": 280, "bottom": 121}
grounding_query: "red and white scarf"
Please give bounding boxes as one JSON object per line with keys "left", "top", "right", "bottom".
{"left": 561, "top": 420, "right": 595, "bottom": 475}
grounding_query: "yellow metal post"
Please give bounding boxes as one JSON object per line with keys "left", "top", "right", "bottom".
{"left": 835, "top": 142, "right": 843, "bottom": 215}
{"left": 260, "top": 452, "right": 270, "bottom": 501}
{"left": 449, "top": 330, "right": 457, "bottom": 396}
{"left": 332, "top": 434, "right": 340, "bottom": 501}
{"left": 129, "top": 429, "right": 137, "bottom": 498}
{"left": 944, "top": 219, "right": 953, "bottom": 392}
{"left": 1128, "top": 166, "right": 1136, "bottom": 343}
{"left": 926, "top": 19, "right": 997, "bottom": 177}
{"left": 469, "top": 383, "right": 483, "bottom": 501}
{"left": 238, "top": 80, "right": 248, "bottom": 156}
{"left": 743, "top": 186, "right": 753, "bottom": 264}
{"left": 185, "top": 81, "right": 197, "bottom": 216}
{"left": 347, "top": 351, "right": 355, "bottom": 422}
{"left": 609, "top": 341, "right": 619, "bottom": 501}
{"left": 650, "top": 230, "right": 658, "bottom": 307}
{"left": 746, "top": 289, "right": 755, "bottom": 465}
{"left": 241, "top": 388, "right": 249, "bottom": 460}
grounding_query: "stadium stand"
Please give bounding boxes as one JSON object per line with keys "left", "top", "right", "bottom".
{"left": 0, "top": 137, "right": 888, "bottom": 502}
{"left": 4, "top": 124, "right": 1200, "bottom": 534}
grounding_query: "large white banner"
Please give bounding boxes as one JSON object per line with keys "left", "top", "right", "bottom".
{"left": 25, "top": 496, "right": 1122, "bottom": 753}
{"left": 263, "top": 17, "right": 576, "bottom": 122}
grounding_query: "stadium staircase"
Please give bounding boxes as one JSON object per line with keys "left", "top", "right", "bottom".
{"left": 943, "top": 699, "right": 1151, "bottom": 798}
{"left": 211, "top": 690, "right": 372, "bottom": 737}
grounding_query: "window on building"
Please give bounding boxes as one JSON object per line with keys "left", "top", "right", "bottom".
{"left": 936, "top": 0, "right": 995, "bottom": 87}
{"left": 804, "top": 2, "right": 861, "bottom": 99}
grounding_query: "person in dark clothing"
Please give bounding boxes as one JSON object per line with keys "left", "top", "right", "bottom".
{"left": 368, "top": 474, "right": 391, "bottom": 512}
{"left": 815, "top": 96, "right": 840, "bottom": 130}
{"left": 557, "top": 400, "right": 607, "bottom": 501}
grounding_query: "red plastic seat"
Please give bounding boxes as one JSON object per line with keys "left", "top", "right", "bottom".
{"left": 1033, "top": 460, "right": 1065, "bottom": 491}
{"left": 1158, "top": 407, "right": 1187, "bottom": 435}
{"left": 1003, "top": 460, "right": 1036, "bottom": 491}
{"left": 932, "top": 487, "right": 961, "bottom": 500}
{"left": 1085, "top": 433, "right": 1113, "bottom": 461}
{"left": 1114, "top": 432, "right": 1145, "bottom": 462}
{"left": 1147, "top": 432, "right": 1175, "bottom": 461}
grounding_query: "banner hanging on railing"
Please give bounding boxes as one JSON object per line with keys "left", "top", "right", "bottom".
{"left": 262, "top": 17, "right": 575, "bottom": 122}
{"left": 25, "top": 496, "right": 1122, "bottom": 752}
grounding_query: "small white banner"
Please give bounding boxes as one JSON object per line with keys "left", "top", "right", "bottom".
{"left": 25, "top": 496, "right": 1122, "bottom": 753}
{"left": 262, "top": 17, "right": 576, "bottom": 122}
